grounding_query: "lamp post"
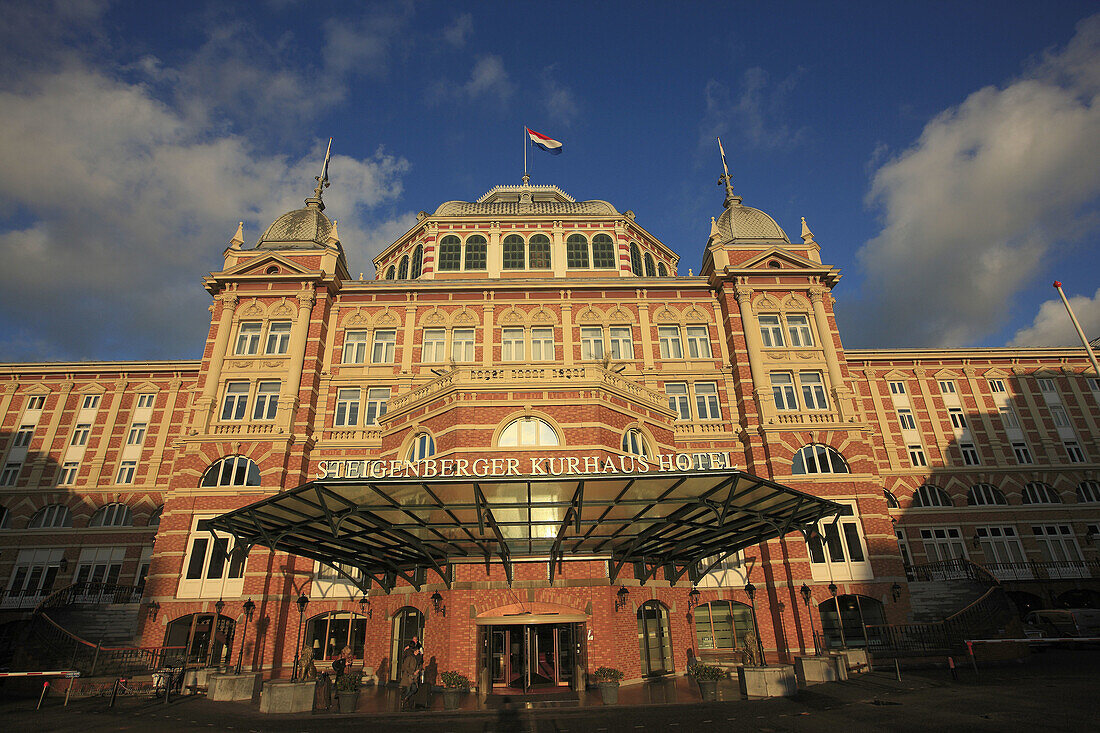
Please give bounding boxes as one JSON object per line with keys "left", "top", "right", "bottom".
{"left": 744, "top": 582, "right": 765, "bottom": 665}
{"left": 828, "top": 582, "right": 846, "bottom": 649}
{"left": 292, "top": 594, "right": 309, "bottom": 680}
{"left": 207, "top": 599, "right": 226, "bottom": 668}
{"left": 688, "top": 586, "right": 701, "bottom": 609}
{"left": 236, "top": 598, "right": 255, "bottom": 674}
{"left": 358, "top": 596, "right": 371, "bottom": 619}
{"left": 891, "top": 583, "right": 902, "bottom": 603}
{"left": 615, "top": 586, "right": 629, "bottom": 612}
{"left": 800, "top": 584, "right": 817, "bottom": 654}
{"left": 430, "top": 591, "right": 446, "bottom": 617}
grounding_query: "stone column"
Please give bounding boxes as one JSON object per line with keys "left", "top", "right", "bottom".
{"left": 400, "top": 301, "right": 417, "bottom": 373}
{"left": 482, "top": 300, "right": 495, "bottom": 366}
{"left": 735, "top": 284, "right": 773, "bottom": 416}
{"left": 561, "top": 293, "right": 574, "bottom": 366}
{"left": 193, "top": 293, "right": 238, "bottom": 433}
{"left": 810, "top": 287, "right": 851, "bottom": 419}
{"left": 487, "top": 222, "right": 502, "bottom": 278}
{"left": 279, "top": 290, "right": 316, "bottom": 432}
{"left": 637, "top": 293, "right": 655, "bottom": 370}
{"left": 551, "top": 221, "right": 566, "bottom": 277}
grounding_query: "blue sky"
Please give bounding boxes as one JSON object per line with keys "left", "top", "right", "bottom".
{"left": 0, "top": 0, "right": 1098, "bottom": 361}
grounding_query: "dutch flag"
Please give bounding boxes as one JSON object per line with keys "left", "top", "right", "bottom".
{"left": 526, "top": 127, "right": 563, "bottom": 155}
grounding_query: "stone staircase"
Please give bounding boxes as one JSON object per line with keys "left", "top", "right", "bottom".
{"left": 46, "top": 604, "right": 142, "bottom": 647}
{"left": 907, "top": 578, "right": 991, "bottom": 623}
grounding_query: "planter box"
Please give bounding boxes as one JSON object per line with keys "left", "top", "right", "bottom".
{"left": 208, "top": 672, "right": 261, "bottom": 701}
{"left": 337, "top": 691, "right": 360, "bottom": 713}
{"left": 737, "top": 664, "right": 797, "bottom": 700}
{"left": 442, "top": 688, "right": 463, "bottom": 710}
{"left": 831, "top": 649, "right": 870, "bottom": 674}
{"left": 259, "top": 680, "right": 316, "bottom": 714}
{"left": 696, "top": 678, "right": 719, "bottom": 701}
{"left": 794, "top": 656, "right": 842, "bottom": 687}
{"left": 598, "top": 682, "right": 619, "bottom": 705}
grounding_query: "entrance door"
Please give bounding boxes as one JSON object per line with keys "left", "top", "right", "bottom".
{"left": 489, "top": 623, "right": 575, "bottom": 691}
{"left": 75, "top": 547, "right": 124, "bottom": 601}
{"left": 389, "top": 607, "right": 425, "bottom": 681}
{"left": 637, "top": 602, "right": 673, "bottom": 676}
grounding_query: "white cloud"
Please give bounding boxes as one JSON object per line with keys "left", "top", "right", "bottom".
{"left": 1010, "top": 286, "right": 1100, "bottom": 347}
{"left": 700, "top": 68, "right": 808, "bottom": 152}
{"left": 321, "top": 1, "right": 414, "bottom": 79}
{"left": 426, "top": 54, "right": 512, "bottom": 106}
{"left": 443, "top": 12, "right": 473, "bottom": 48}
{"left": 541, "top": 67, "right": 579, "bottom": 126}
{"left": 845, "top": 15, "right": 1100, "bottom": 348}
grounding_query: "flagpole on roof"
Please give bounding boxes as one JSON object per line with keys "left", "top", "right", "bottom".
{"left": 1053, "top": 281, "right": 1100, "bottom": 377}
{"left": 523, "top": 126, "right": 529, "bottom": 185}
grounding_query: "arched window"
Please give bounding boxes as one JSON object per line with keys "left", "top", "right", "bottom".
{"left": 1022, "top": 482, "right": 1061, "bottom": 504}
{"left": 693, "top": 600, "right": 753, "bottom": 655}
{"left": 148, "top": 505, "right": 163, "bottom": 527}
{"left": 407, "top": 432, "right": 436, "bottom": 461}
{"left": 818, "top": 595, "right": 885, "bottom": 649}
{"left": 89, "top": 503, "right": 132, "bottom": 527}
{"left": 306, "top": 611, "right": 368, "bottom": 661}
{"left": 201, "top": 455, "right": 261, "bottom": 488}
{"left": 438, "top": 235, "right": 461, "bottom": 271}
{"left": 410, "top": 244, "right": 423, "bottom": 279}
{"left": 464, "top": 235, "right": 487, "bottom": 270}
{"left": 967, "top": 483, "right": 1007, "bottom": 506}
{"left": 791, "top": 444, "right": 849, "bottom": 475}
{"left": 566, "top": 234, "right": 589, "bottom": 268}
{"left": 883, "top": 489, "right": 900, "bottom": 509}
{"left": 502, "top": 234, "right": 525, "bottom": 269}
{"left": 913, "top": 484, "right": 952, "bottom": 507}
{"left": 629, "top": 243, "right": 642, "bottom": 275}
{"left": 657, "top": 262, "right": 668, "bottom": 277}
{"left": 1077, "top": 480, "right": 1100, "bottom": 503}
{"left": 29, "top": 504, "right": 72, "bottom": 528}
{"left": 498, "top": 417, "right": 559, "bottom": 447}
{"left": 397, "top": 254, "right": 409, "bottom": 280}
{"left": 529, "top": 234, "right": 551, "bottom": 269}
{"left": 621, "top": 428, "right": 650, "bottom": 458}
{"left": 0, "top": 505, "right": 10, "bottom": 529}
{"left": 591, "top": 233, "right": 615, "bottom": 268}
{"left": 390, "top": 606, "right": 425, "bottom": 681}
{"left": 637, "top": 601, "right": 673, "bottom": 676}
{"left": 385, "top": 264, "right": 395, "bottom": 279}
{"left": 644, "top": 253, "right": 656, "bottom": 277}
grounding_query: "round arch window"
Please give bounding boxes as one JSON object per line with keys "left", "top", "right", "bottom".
{"left": 201, "top": 455, "right": 261, "bottom": 487}
{"left": 498, "top": 417, "right": 559, "bottom": 447}
{"left": 89, "top": 503, "right": 132, "bottom": 527}
{"left": 621, "top": 428, "right": 650, "bottom": 458}
{"left": 791, "top": 444, "right": 849, "bottom": 475}
{"left": 407, "top": 432, "right": 436, "bottom": 461}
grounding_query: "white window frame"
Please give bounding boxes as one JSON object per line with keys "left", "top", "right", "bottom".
{"left": 694, "top": 382, "right": 721, "bottom": 420}
{"left": 178, "top": 515, "right": 247, "bottom": 599}
{"left": 81, "top": 394, "right": 101, "bottom": 410}
{"left": 235, "top": 322, "right": 262, "bottom": 355}
{"left": 609, "top": 326, "right": 634, "bottom": 360}
{"left": 807, "top": 502, "right": 872, "bottom": 581}
{"left": 26, "top": 395, "right": 46, "bottom": 411}
{"left": 975, "top": 526, "right": 1026, "bottom": 565}
{"left": 498, "top": 417, "right": 560, "bottom": 447}
{"left": 799, "top": 371, "right": 829, "bottom": 410}
{"left": 1049, "top": 404, "right": 1071, "bottom": 428}
{"left": 58, "top": 462, "right": 79, "bottom": 485}
{"left": 948, "top": 408, "right": 967, "bottom": 429}
{"left": 1012, "top": 442, "right": 1033, "bottom": 464}
{"left": 1065, "top": 441, "right": 1085, "bottom": 463}
{"left": 342, "top": 331, "right": 370, "bottom": 364}
{"left": 408, "top": 432, "right": 436, "bottom": 461}
{"left": 960, "top": 443, "right": 981, "bottom": 466}
{"left": 908, "top": 444, "right": 928, "bottom": 467}
{"left": 334, "top": 388, "right": 361, "bottom": 427}
{"left": 969, "top": 484, "right": 1007, "bottom": 506}
{"left": 220, "top": 382, "right": 250, "bottom": 421}
{"left": 363, "top": 388, "right": 390, "bottom": 426}
{"left": 758, "top": 315, "right": 784, "bottom": 347}
{"left": 897, "top": 408, "right": 916, "bottom": 431}
{"left": 785, "top": 314, "right": 814, "bottom": 347}
{"left": 371, "top": 330, "right": 397, "bottom": 363}
{"left": 126, "top": 422, "right": 147, "bottom": 446}
{"left": 265, "top": 321, "right": 292, "bottom": 355}
{"left": 622, "top": 428, "right": 650, "bottom": 458}
{"left": 938, "top": 380, "right": 957, "bottom": 394}
{"left": 451, "top": 328, "right": 475, "bottom": 363}
{"left": 1022, "top": 482, "right": 1061, "bottom": 505}
{"left": 888, "top": 381, "right": 906, "bottom": 395}
{"left": 70, "top": 423, "right": 91, "bottom": 446}
{"left": 685, "top": 325, "right": 712, "bottom": 358}
{"left": 422, "top": 329, "right": 446, "bottom": 362}
{"left": 13, "top": 425, "right": 33, "bottom": 448}
{"left": 666, "top": 383, "right": 690, "bottom": 420}
{"left": 771, "top": 372, "right": 797, "bottom": 410}
{"left": 657, "top": 326, "right": 683, "bottom": 359}
{"left": 988, "top": 379, "right": 1007, "bottom": 393}
{"left": 0, "top": 464, "right": 20, "bottom": 486}
{"left": 501, "top": 328, "right": 525, "bottom": 362}
{"left": 999, "top": 406, "right": 1020, "bottom": 429}
{"left": 116, "top": 460, "right": 137, "bottom": 484}
{"left": 580, "top": 327, "right": 604, "bottom": 360}
{"left": 914, "top": 484, "right": 951, "bottom": 507}
{"left": 1037, "top": 377, "right": 1056, "bottom": 394}
{"left": 136, "top": 393, "right": 156, "bottom": 409}
{"left": 531, "top": 327, "right": 555, "bottom": 361}
{"left": 252, "top": 381, "right": 280, "bottom": 421}
{"left": 1078, "top": 481, "right": 1100, "bottom": 503}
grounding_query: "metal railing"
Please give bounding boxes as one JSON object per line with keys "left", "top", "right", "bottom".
{"left": 29, "top": 613, "right": 185, "bottom": 675}
{"left": 33, "top": 582, "right": 144, "bottom": 613}
{"left": 905, "top": 558, "right": 999, "bottom": 585}
{"left": 867, "top": 585, "right": 1017, "bottom": 656}
{"left": 982, "top": 559, "right": 1100, "bottom": 582}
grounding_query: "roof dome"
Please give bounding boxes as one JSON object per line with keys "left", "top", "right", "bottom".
{"left": 715, "top": 200, "right": 789, "bottom": 242}
{"left": 255, "top": 203, "right": 334, "bottom": 249}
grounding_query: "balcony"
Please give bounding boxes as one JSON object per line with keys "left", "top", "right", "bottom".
{"left": 983, "top": 560, "right": 1100, "bottom": 582}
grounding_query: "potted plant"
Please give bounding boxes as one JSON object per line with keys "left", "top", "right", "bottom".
{"left": 688, "top": 663, "right": 724, "bottom": 701}
{"left": 440, "top": 671, "right": 470, "bottom": 710}
{"left": 591, "top": 666, "right": 624, "bottom": 705}
{"left": 335, "top": 671, "right": 363, "bottom": 713}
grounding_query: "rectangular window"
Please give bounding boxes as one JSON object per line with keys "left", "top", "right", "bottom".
{"left": 363, "top": 388, "right": 390, "bottom": 426}
{"left": 1037, "top": 377, "right": 1056, "bottom": 393}
{"left": 235, "top": 322, "right": 262, "bottom": 355}
{"left": 898, "top": 409, "right": 916, "bottom": 431}
{"left": 580, "top": 327, "right": 604, "bottom": 360}
{"left": 758, "top": 315, "right": 784, "bottom": 347}
{"left": 26, "top": 395, "right": 46, "bottom": 411}
{"left": 265, "top": 321, "right": 292, "bottom": 355}
{"left": 938, "top": 380, "right": 957, "bottom": 394}
{"left": 70, "top": 423, "right": 91, "bottom": 446}
{"left": 252, "top": 381, "right": 280, "bottom": 420}
{"left": 1049, "top": 404, "right": 1071, "bottom": 428}
{"left": 961, "top": 443, "right": 981, "bottom": 466}
{"left": 451, "top": 328, "right": 475, "bottom": 362}
{"left": 501, "top": 328, "right": 525, "bottom": 362}
{"left": 888, "top": 381, "right": 906, "bottom": 395}
{"left": 658, "top": 326, "right": 683, "bottom": 359}
{"left": 685, "top": 326, "right": 711, "bottom": 358}
{"left": 694, "top": 382, "right": 721, "bottom": 420}
{"left": 785, "top": 314, "right": 814, "bottom": 347}
{"left": 422, "top": 329, "right": 446, "bottom": 362}
{"left": 531, "top": 327, "right": 554, "bottom": 361}
{"left": 908, "top": 445, "right": 928, "bottom": 467}
{"left": 371, "top": 330, "right": 397, "bottom": 363}
{"left": 334, "top": 388, "right": 360, "bottom": 427}
{"left": 948, "top": 408, "right": 967, "bottom": 429}
{"left": 13, "top": 425, "right": 33, "bottom": 448}
{"left": 988, "top": 379, "right": 1007, "bottom": 393}
{"left": 666, "top": 383, "right": 690, "bottom": 420}
{"left": 126, "top": 422, "right": 147, "bottom": 445}
{"left": 81, "top": 394, "right": 101, "bottom": 410}
{"left": 58, "top": 462, "right": 79, "bottom": 485}
{"left": 1065, "top": 441, "right": 1086, "bottom": 463}
{"left": 220, "top": 382, "right": 249, "bottom": 421}
{"left": 0, "top": 463, "right": 20, "bottom": 486}
{"left": 1089, "top": 377, "right": 1100, "bottom": 394}
{"left": 771, "top": 373, "right": 798, "bottom": 410}
{"left": 342, "top": 331, "right": 369, "bottom": 364}
{"left": 807, "top": 504, "right": 870, "bottom": 579}
{"left": 609, "top": 327, "right": 634, "bottom": 360}
{"left": 999, "top": 406, "right": 1020, "bottom": 429}
{"left": 116, "top": 461, "right": 136, "bottom": 484}
{"left": 136, "top": 394, "right": 155, "bottom": 409}
{"left": 1012, "top": 442, "right": 1033, "bottom": 464}
{"left": 799, "top": 371, "right": 829, "bottom": 410}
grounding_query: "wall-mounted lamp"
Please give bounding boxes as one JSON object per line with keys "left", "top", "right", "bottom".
{"left": 744, "top": 581, "right": 756, "bottom": 603}
{"left": 891, "top": 583, "right": 903, "bottom": 602}
{"left": 58, "top": 558, "right": 68, "bottom": 573}
{"left": 358, "top": 596, "right": 372, "bottom": 619}
{"left": 828, "top": 582, "right": 838, "bottom": 598}
{"left": 615, "top": 585, "right": 630, "bottom": 612}
{"left": 687, "top": 586, "right": 701, "bottom": 608}
{"left": 799, "top": 583, "right": 812, "bottom": 608}
{"left": 214, "top": 598, "right": 225, "bottom": 617}
{"left": 971, "top": 534, "right": 981, "bottom": 550}
{"left": 430, "top": 590, "right": 446, "bottom": 617}
{"left": 145, "top": 600, "right": 160, "bottom": 621}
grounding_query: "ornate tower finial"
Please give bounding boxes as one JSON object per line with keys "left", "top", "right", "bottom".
{"left": 229, "top": 221, "right": 244, "bottom": 248}
{"left": 521, "top": 172, "right": 531, "bottom": 186}
{"left": 716, "top": 137, "right": 741, "bottom": 208}
{"left": 801, "top": 216, "right": 814, "bottom": 244}
{"left": 307, "top": 137, "right": 333, "bottom": 210}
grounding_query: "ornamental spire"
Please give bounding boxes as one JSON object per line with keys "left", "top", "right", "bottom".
{"left": 306, "top": 137, "right": 333, "bottom": 211}
{"left": 716, "top": 137, "right": 741, "bottom": 208}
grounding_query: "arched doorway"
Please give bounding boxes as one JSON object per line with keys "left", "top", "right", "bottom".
{"left": 637, "top": 601, "right": 673, "bottom": 676}
{"left": 1007, "top": 590, "right": 1045, "bottom": 618}
{"left": 817, "top": 595, "right": 885, "bottom": 648}
{"left": 389, "top": 606, "right": 424, "bottom": 682}
{"left": 164, "top": 613, "right": 235, "bottom": 666}
{"left": 1056, "top": 588, "right": 1100, "bottom": 609}
{"left": 305, "top": 611, "right": 369, "bottom": 661}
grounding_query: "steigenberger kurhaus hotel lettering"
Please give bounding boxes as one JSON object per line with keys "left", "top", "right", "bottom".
{"left": 2, "top": 159, "right": 1098, "bottom": 697}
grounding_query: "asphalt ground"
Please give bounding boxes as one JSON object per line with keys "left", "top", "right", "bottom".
{"left": 4, "top": 650, "right": 1099, "bottom": 732}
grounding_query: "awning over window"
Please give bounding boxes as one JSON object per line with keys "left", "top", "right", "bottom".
{"left": 202, "top": 470, "right": 842, "bottom": 592}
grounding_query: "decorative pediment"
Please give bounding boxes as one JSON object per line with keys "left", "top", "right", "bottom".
{"left": 20, "top": 384, "right": 52, "bottom": 396}
{"left": 344, "top": 307, "right": 372, "bottom": 328}
{"left": 933, "top": 369, "right": 959, "bottom": 379}
{"left": 652, "top": 305, "right": 680, "bottom": 324}
{"left": 530, "top": 307, "right": 557, "bottom": 325}
{"left": 752, "top": 293, "right": 782, "bottom": 312}
{"left": 452, "top": 307, "right": 478, "bottom": 326}
{"left": 782, "top": 294, "right": 809, "bottom": 310}
{"left": 738, "top": 247, "right": 821, "bottom": 270}
{"left": 129, "top": 381, "right": 160, "bottom": 394}
{"left": 682, "top": 305, "right": 709, "bottom": 323}
{"left": 270, "top": 298, "right": 296, "bottom": 318}
{"left": 375, "top": 308, "right": 401, "bottom": 327}
{"left": 77, "top": 383, "right": 107, "bottom": 394}
{"left": 420, "top": 307, "right": 447, "bottom": 327}
{"left": 606, "top": 306, "right": 634, "bottom": 324}
{"left": 576, "top": 305, "right": 605, "bottom": 324}
{"left": 881, "top": 369, "right": 910, "bottom": 380}
{"left": 983, "top": 367, "right": 1010, "bottom": 378}
{"left": 240, "top": 298, "right": 266, "bottom": 318}
{"left": 497, "top": 306, "right": 526, "bottom": 326}
{"left": 219, "top": 252, "right": 316, "bottom": 278}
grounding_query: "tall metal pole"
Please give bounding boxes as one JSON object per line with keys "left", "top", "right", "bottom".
{"left": 1053, "top": 281, "right": 1100, "bottom": 378}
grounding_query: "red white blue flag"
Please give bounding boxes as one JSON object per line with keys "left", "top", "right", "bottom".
{"left": 526, "top": 127, "right": 563, "bottom": 155}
